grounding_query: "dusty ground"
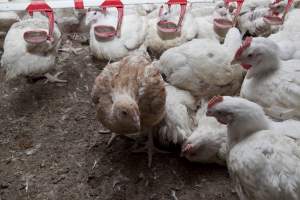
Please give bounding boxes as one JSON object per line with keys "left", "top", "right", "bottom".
{"left": 0, "top": 35, "right": 238, "bottom": 200}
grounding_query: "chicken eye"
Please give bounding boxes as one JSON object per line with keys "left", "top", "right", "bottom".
{"left": 247, "top": 53, "right": 253, "bottom": 58}
{"left": 121, "top": 111, "right": 128, "bottom": 116}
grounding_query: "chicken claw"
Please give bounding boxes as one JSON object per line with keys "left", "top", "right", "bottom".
{"left": 44, "top": 72, "right": 67, "bottom": 83}
{"left": 107, "top": 133, "right": 117, "bottom": 147}
{"left": 132, "top": 131, "right": 170, "bottom": 168}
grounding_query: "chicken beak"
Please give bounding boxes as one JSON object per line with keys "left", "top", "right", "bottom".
{"left": 206, "top": 110, "right": 214, "bottom": 117}
{"left": 231, "top": 58, "right": 239, "bottom": 65}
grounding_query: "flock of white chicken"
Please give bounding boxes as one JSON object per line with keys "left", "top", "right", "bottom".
{"left": 1, "top": 0, "right": 300, "bottom": 199}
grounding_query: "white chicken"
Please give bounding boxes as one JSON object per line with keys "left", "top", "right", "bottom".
{"left": 156, "top": 27, "right": 244, "bottom": 100}
{"left": 86, "top": 7, "right": 147, "bottom": 61}
{"left": 206, "top": 96, "right": 300, "bottom": 200}
{"left": 269, "top": 9, "right": 300, "bottom": 60}
{"left": 0, "top": 11, "right": 20, "bottom": 48}
{"left": 192, "top": 1, "right": 232, "bottom": 41}
{"left": 144, "top": 3, "right": 198, "bottom": 56}
{"left": 54, "top": 8, "right": 82, "bottom": 33}
{"left": 1, "top": 12, "right": 65, "bottom": 83}
{"left": 156, "top": 84, "right": 197, "bottom": 147}
{"left": 181, "top": 100, "right": 227, "bottom": 165}
{"left": 231, "top": 37, "right": 300, "bottom": 120}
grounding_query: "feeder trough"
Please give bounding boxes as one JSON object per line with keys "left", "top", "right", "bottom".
{"left": 157, "top": 20, "right": 181, "bottom": 40}
{"left": 94, "top": 25, "right": 116, "bottom": 41}
{"left": 24, "top": 30, "right": 48, "bottom": 44}
{"left": 263, "top": 15, "right": 283, "bottom": 26}
{"left": 213, "top": 18, "right": 233, "bottom": 38}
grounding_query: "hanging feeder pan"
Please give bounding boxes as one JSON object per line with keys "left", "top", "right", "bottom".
{"left": 24, "top": 30, "right": 48, "bottom": 45}
{"left": 213, "top": 18, "right": 233, "bottom": 38}
{"left": 94, "top": 25, "right": 116, "bottom": 41}
{"left": 157, "top": 20, "right": 180, "bottom": 40}
{"left": 263, "top": 15, "right": 283, "bottom": 25}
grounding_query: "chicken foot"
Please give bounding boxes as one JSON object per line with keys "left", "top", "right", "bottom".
{"left": 132, "top": 129, "right": 170, "bottom": 168}
{"left": 44, "top": 72, "right": 67, "bottom": 83}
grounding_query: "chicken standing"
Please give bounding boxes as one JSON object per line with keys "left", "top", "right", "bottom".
{"left": 144, "top": 4, "right": 198, "bottom": 56}
{"left": 91, "top": 53, "right": 166, "bottom": 167}
{"left": 206, "top": 96, "right": 300, "bottom": 200}
{"left": 1, "top": 11, "right": 65, "bottom": 83}
{"left": 86, "top": 7, "right": 147, "bottom": 61}
{"left": 0, "top": 11, "right": 20, "bottom": 48}
{"left": 269, "top": 9, "right": 300, "bottom": 60}
{"left": 156, "top": 27, "right": 244, "bottom": 100}
{"left": 232, "top": 37, "right": 300, "bottom": 120}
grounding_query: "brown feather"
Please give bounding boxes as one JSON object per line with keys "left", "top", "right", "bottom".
{"left": 91, "top": 54, "right": 166, "bottom": 134}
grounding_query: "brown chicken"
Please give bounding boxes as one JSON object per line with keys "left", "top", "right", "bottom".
{"left": 91, "top": 53, "right": 166, "bottom": 167}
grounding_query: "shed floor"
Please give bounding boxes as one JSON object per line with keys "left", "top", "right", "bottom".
{"left": 0, "top": 35, "right": 238, "bottom": 200}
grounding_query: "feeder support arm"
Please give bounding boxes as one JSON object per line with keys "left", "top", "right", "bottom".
{"left": 26, "top": 1, "right": 54, "bottom": 41}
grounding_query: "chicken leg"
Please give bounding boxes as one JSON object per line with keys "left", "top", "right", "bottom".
{"left": 132, "top": 128, "right": 169, "bottom": 168}
{"left": 44, "top": 72, "right": 67, "bottom": 83}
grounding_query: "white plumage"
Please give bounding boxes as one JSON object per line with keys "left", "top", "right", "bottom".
{"left": 232, "top": 37, "right": 300, "bottom": 120}
{"left": 1, "top": 14, "right": 62, "bottom": 81}
{"left": 144, "top": 4, "right": 199, "bottom": 56}
{"left": 156, "top": 84, "right": 197, "bottom": 147}
{"left": 87, "top": 9, "right": 147, "bottom": 61}
{"left": 157, "top": 27, "right": 244, "bottom": 100}
{"left": 54, "top": 8, "right": 82, "bottom": 33}
{"left": 182, "top": 101, "right": 227, "bottom": 165}
{"left": 206, "top": 96, "right": 300, "bottom": 200}
{"left": 269, "top": 9, "right": 300, "bottom": 60}
{"left": 0, "top": 11, "right": 20, "bottom": 48}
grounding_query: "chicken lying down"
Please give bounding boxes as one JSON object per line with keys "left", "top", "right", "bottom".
{"left": 86, "top": 8, "right": 147, "bottom": 61}
{"left": 155, "top": 84, "right": 197, "bottom": 148}
{"left": 91, "top": 53, "right": 166, "bottom": 167}
{"left": 144, "top": 4, "right": 199, "bottom": 56}
{"left": 182, "top": 100, "right": 227, "bottom": 166}
{"left": 207, "top": 96, "right": 300, "bottom": 200}
{"left": 157, "top": 27, "right": 244, "bottom": 101}
{"left": 232, "top": 37, "right": 300, "bottom": 120}
{"left": 1, "top": 14, "right": 65, "bottom": 83}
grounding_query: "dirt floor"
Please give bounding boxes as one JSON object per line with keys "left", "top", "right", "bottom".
{"left": 0, "top": 35, "right": 238, "bottom": 200}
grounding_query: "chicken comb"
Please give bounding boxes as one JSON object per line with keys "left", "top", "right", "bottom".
{"left": 234, "top": 37, "right": 253, "bottom": 59}
{"left": 208, "top": 96, "right": 223, "bottom": 109}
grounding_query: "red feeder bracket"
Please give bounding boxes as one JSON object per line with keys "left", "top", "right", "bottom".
{"left": 93, "top": 0, "right": 124, "bottom": 40}
{"left": 74, "top": 0, "right": 84, "bottom": 9}
{"left": 157, "top": 0, "right": 187, "bottom": 34}
{"left": 24, "top": 0, "right": 54, "bottom": 44}
{"left": 264, "top": 0, "right": 294, "bottom": 25}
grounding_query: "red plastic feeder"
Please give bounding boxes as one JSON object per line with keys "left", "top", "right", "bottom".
{"left": 213, "top": 18, "right": 234, "bottom": 38}
{"left": 157, "top": 0, "right": 187, "bottom": 39}
{"left": 93, "top": 0, "right": 124, "bottom": 41}
{"left": 23, "top": 1, "right": 54, "bottom": 45}
{"left": 24, "top": 30, "right": 48, "bottom": 44}
{"left": 94, "top": 25, "right": 116, "bottom": 41}
{"left": 264, "top": 0, "right": 294, "bottom": 26}
{"left": 213, "top": 0, "right": 244, "bottom": 38}
{"left": 263, "top": 15, "right": 284, "bottom": 25}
